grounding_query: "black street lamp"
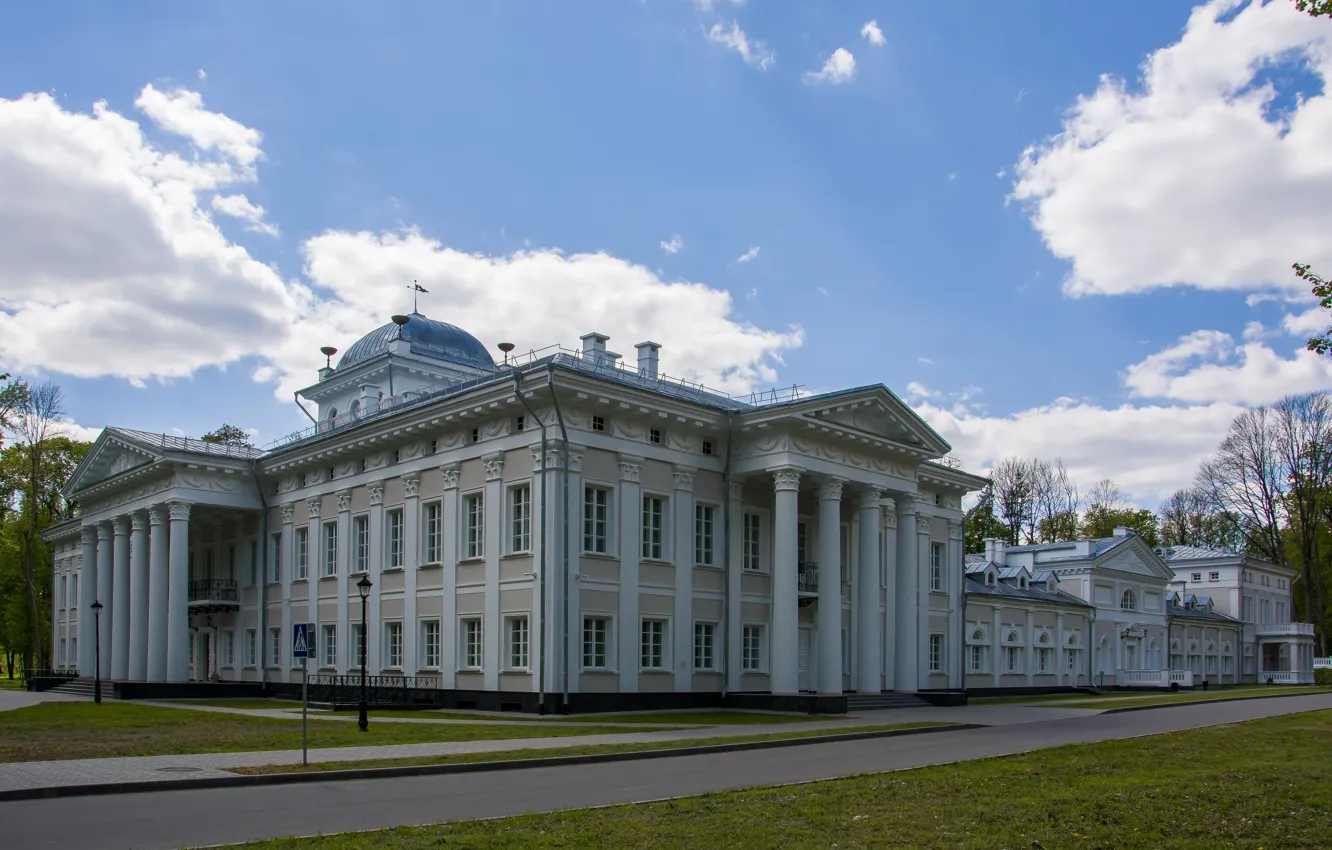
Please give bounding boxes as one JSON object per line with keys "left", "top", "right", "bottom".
{"left": 357, "top": 575, "right": 372, "bottom": 732}
{"left": 90, "top": 600, "right": 104, "bottom": 704}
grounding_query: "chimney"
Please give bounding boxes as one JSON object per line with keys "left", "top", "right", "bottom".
{"left": 984, "top": 538, "right": 1007, "bottom": 565}
{"left": 580, "top": 332, "right": 609, "bottom": 365}
{"left": 635, "top": 341, "right": 661, "bottom": 380}
{"left": 604, "top": 351, "right": 622, "bottom": 369}
{"left": 1113, "top": 526, "right": 1131, "bottom": 538}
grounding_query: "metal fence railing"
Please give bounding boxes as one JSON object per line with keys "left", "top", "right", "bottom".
{"left": 306, "top": 673, "right": 442, "bottom": 707}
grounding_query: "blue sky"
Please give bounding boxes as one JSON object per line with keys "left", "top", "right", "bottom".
{"left": 2, "top": 0, "right": 1331, "bottom": 504}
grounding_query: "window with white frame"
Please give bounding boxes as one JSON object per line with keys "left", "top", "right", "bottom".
{"left": 72, "top": 574, "right": 78, "bottom": 608}
{"left": 742, "top": 512, "right": 761, "bottom": 571}
{"left": 460, "top": 618, "right": 482, "bottom": 669}
{"left": 322, "top": 521, "right": 338, "bottom": 577}
{"left": 583, "top": 486, "right": 610, "bottom": 554}
{"left": 464, "top": 493, "right": 485, "bottom": 559}
{"left": 384, "top": 621, "right": 404, "bottom": 669}
{"left": 249, "top": 540, "right": 258, "bottom": 586}
{"left": 58, "top": 638, "right": 66, "bottom": 666}
{"left": 583, "top": 616, "right": 610, "bottom": 669}
{"left": 1209, "top": 571, "right": 1220, "bottom": 581}
{"left": 1120, "top": 589, "right": 1138, "bottom": 611}
{"left": 742, "top": 625, "right": 764, "bottom": 672}
{"left": 423, "top": 501, "right": 443, "bottom": 563}
{"left": 353, "top": 516, "right": 369, "bottom": 573}
{"left": 930, "top": 542, "right": 945, "bottom": 592}
{"left": 797, "top": 522, "right": 808, "bottom": 562}
{"left": 641, "top": 619, "right": 666, "bottom": 670}
{"left": 693, "top": 622, "right": 717, "bottom": 671}
{"left": 929, "top": 634, "right": 944, "bottom": 673}
{"left": 1277, "top": 601, "right": 1287, "bottom": 623}
{"left": 1191, "top": 572, "right": 1202, "bottom": 582}
{"left": 69, "top": 637, "right": 77, "bottom": 668}
{"left": 506, "top": 616, "right": 529, "bottom": 669}
{"left": 695, "top": 504, "right": 715, "bottom": 565}
{"left": 642, "top": 495, "right": 665, "bottom": 560}
{"left": 321, "top": 624, "right": 337, "bottom": 668}
{"left": 1223, "top": 655, "right": 1233, "bottom": 674}
{"left": 221, "top": 630, "right": 234, "bottom": 667}
{"left": 245, "top": 629, "right": 257, "bottom": 667}
{"left": 269, "top": 627, "right": 282, "bottom": 667}
{"left": 294, "top": 527, "right": 309, "bottom": 579}
{"left": 350, "top": 623, "right": 364, "bottom": 668}
{"left": 1067, "top": 648, "right": 1080, "bottom": 671}
{"left": 1242, "top": 596, "right": 1254, "bottom": 622}
{"left": 420, "top": 619, "right": 441, "bottom": 669}
{"left": 1005, "top": 646, "right": 1022, "bottom": 673}
{"left": 509, "top": 484, "right": 531, "bottom": 553}
{"left": 59, "top": 576, "right": 67, "bottom": 610}
{"left": 1036, "top": 647, "right": 1052, "bottom": 673}
{"left": 969, "top": 644, "right": 987, "bottom": 673}
{"left": 268, "top": 533, "right": 281, "bottom": 583}
{"left": 387, "top": 509, "right": 404, "bottom": 568}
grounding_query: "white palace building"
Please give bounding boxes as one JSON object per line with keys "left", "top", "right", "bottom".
{"left": 43, "top": 312, "right": 987, "bottom": 711}
{"left": 41, "top": 312, "right": 1317, "bottom": 710}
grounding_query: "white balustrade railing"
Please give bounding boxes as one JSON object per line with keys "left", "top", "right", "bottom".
{"left": 1255, "top": 623, "right": 1316, "bottom": 637}
{"left": 1260, "top": 670, "right": 1315, "bottom": 684}
{"left": 1314, "top": 657, "right": 1332, "bottom": 670}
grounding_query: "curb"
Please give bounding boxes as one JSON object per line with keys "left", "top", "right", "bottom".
{"left": 0, "top": 723, "right": 984, "bottom": 803}
{"left": 1100, "top": 689, "right": 1329, "bottom": 715}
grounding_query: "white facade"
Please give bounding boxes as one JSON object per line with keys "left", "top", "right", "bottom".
{"left": 47, "top": 312, "right": 987, "bottom": 709}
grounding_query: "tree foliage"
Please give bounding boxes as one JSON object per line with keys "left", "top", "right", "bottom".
{"left": 201, "top": 424, "right": 253, "bottom": 447}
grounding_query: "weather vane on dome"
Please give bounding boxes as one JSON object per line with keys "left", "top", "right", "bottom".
{"left": 407, "top": 281, "right": 428, "bottom": 313}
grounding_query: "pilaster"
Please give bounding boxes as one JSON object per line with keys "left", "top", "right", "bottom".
{"left": 725, "top": 479, "right": 745, "bottom": 692}
{"left": 671, "top": 464, "right": 694, "bottom": 693}
{"left": 482, "top": 454, "right": 503, "bottom": 691}
{"left": 619, "top": 456, "right": 644, "bottom": 693}
{"left": 402, "top": 474, "right": 421, "bottom": 675}
{"left": 439, "top": 467, "right": 458, "bottom": 689}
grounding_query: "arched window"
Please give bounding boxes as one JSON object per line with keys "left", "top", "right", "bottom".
{"left": 986, "top": 572, "right": 996, "bottom": 585}
{"left": 1148, "top": 639, "right": 1158, "bottom": 651}
{"left": 1038, "top": 633, "right": 1049, "bottom": 644}
{"left": 971, "top": 629, "right": 985, "bottom": 642}
{"left": 326, "top": 406, "right": 338, "bottom": 422}
{"left": 349, "top": 399, "right": 361, "bottom": 418}
{"left": 1120, "top": 589, "right": 1138, "bottom": 611}
{"left": 1007, "top": 631, "right": 1018, "bottom": 643}
{"left": 1067, "top": 633, "right": 1078, "bottom": 646}
{"left": 1019, "top": 576, "right": 1028, "bottom": 589}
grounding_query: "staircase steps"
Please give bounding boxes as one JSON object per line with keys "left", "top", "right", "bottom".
{"left": 845, "top": 692, "right": 932, "bottom": 711}
{"left": 46, "top": 678, "right": 107, "bottom": 699}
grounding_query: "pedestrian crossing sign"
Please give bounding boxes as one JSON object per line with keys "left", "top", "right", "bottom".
{"left": 293, "top": 623, "right": 310, "bottom": 659}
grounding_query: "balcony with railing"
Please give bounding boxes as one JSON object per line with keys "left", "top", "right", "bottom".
{"left": 1255, "top": 622, "right": 1315, "bottom": 638}
{"left": 188, "top": 579, "right": 239, "bottom": 611}
{"left": 797, "top": 562, "right": 818, "bottom": 594}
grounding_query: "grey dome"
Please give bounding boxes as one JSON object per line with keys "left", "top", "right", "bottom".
{"left": 337, "top": 312, "right": 495, "bottom": 371}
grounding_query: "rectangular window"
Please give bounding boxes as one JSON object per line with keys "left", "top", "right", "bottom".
{"left": 693, "top": 622, "right": 717, "bottom": 671}
{"left": 742, "top": 512, "right": 761, "bottom": 571}
{"left": 929, "top": 634, "right": 944, "bottom": 673}
{"left": 583, "top": 486, "right": 610, "bottom": 553}
{"left": 322, "top": 521, "right": 338, "bottom": 577}
{"left": 591, "top": 415, "right": 605, "bottom": 432}
{"left": 387, "top": 509, "right": 404, "bottom": 568}
{"left": 294, "top": 527, "right": 309, "bottom": 580}
{"left": 510, "top": 484, "right": 531, "bottom": 553}
{"left": 421, "top": 620, "right": 441, "bottom": 669}
{"left": 69, "top": 637, "right": 77, "bottom": 668}
{"left": 1208, "top": 571, "right": 1220, "bottom": 582}
{"left": 1037, "top": 647, "right": 1051, "bottom": 673}
{"left": 969, "top": 645, "right": 985, "bottom": 673}
{"left": 642, "top": 495, "right": 665, "bottom": 560}
{"left": 72, "top": 575, "right": 78, "bottom": 609}
{"left": 461, "top": 618, "right": 482, "bottom": 669}
{"left": 1005, "top": 646, "right": 1021, "bottom": 673}
{"left": 930, "top": 543, "right": 945, "bottom": 592}
{"left": 350, "top": 623, "right": 364, "bottom": 669}
{"left": 353, "top": 515, "right": 369, "bottom": 573}
{"left": 742, "top": 625, "right": 764, "bottom": 672}
{"left": 1191, "top": 572, "right": 1202, "bottom": 582}
{"left": 59, "top": 638, "right": 66, "bottom": 666}
{"left": 245, "top": 629, "right": 257, "bottom": 667}
{"left": 423, "top": 501, "right": 443, "bottom": 563}
{"left": 249, "top": 540, "right": 258, "bottom": 586}
{"left": 59, "top": 576, "right": 67, "bottom": 610}
{"left": 269, "top": 627, "right": 282, "bottom": 667}
{"left": 1277, "top": 601, "right": 1287, "bottom": 623}
{"left": 694, "top": 504, "right": 715, "bottom": 565}
{"left": 221, "top": 630, "right": 234, "bottom": 667}
{"left": 464, "top": 493, "right": 485, "bottom": 559}
{"left": 1223, "top": 655, "right": 1233, "bottom": 674}
{"left": 268, "top": 534, "right": 281, "bottom": 583}
{"left": 1068, "top": 649, "right": 1080, "bottom": 672}
{"left": 320, "top": 624, "right": 337, "bottom": 668}
{"left": 507, "top": 616, "right": 530, "bottom": 669}
{"left": 640, "top": 619, "right": 666, "bottom": 670}
{"left": 649, "top": 428, "right": 661, "bottom": 444}
{"left": 384, "top": 621, "right": 404, "bottom": 669}
{"left": 797, "top": 522, "right": 808, "bottom": 562}
{"left": 583, "top": 616, "right": 609, "bottom": 669}
{"left": 228, "top": 544, "right": 236, "bottom": 581}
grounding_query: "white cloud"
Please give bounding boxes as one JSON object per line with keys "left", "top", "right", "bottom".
{"left": 1015, "top": 88, "right": 1030, "bottom": 105}
{"left": 705, "top": 21, "right": 775, "bottom": 70}
{"left": 947, "top": 171, "right": 957, "bottom": 181}
{"left": 197, "top": 69, "right": 207, "bottom": 81}
{"left": 861, "top": 20, "right": 886, "bottom": 47}
{"left": 695, "top": 0, "right": 746, "bottom": 10}
{"left": 917, "top": 356, "right": 934, "bottom": 366}
{"left": 211, "top": 193, "right": 279, "bottom": 236}
{"left": 744, "top": 287, "right": 758, "bottom": 299}
{"left": 737, "top": 245, "right": 761, "bottom": 263}
{"left": 1012, "top": 1, "right": 1332, "bottom": 297}
{"left": 815, "top": 285, "right": 828, "bottom": 297}
{"left": 1123, "top": 328, "right": 1332, "bottom": 404}
{"left": 804, "top": 48, "right": 856, "bottom": 85}
{"left": 660, "top": 234, "right": 684, "bottom": 254}
{"left": 0, "top": 86, "right": 296, "bottom": 383}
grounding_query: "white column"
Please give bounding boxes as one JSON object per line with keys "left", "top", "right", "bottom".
{"left": 402, "top": 475, "right": 421, "bottom": 676}
{"left": 771, "top": 468, "right": 801, "bottom": 694}
{"left": 439, "top": 468, "right": 459, "bottom": 689}
{"left": 1056, "top": 613, "right": 1066, "bottom": 686}
{"left": 336, "top": 490, "right": 351, "bottom": 674}
{"left": 278, "top": 504, "right": 294, "bottom": 684}
{"left": 146, "top": 507, "right": 168, "bottom": 681}
{"left": 672, "top": 465, "right": 695, "bottom": 693}
{"left": 948, "top": 520, "right": 964, "bottom": 690}
{"left": 110, "top": 517, "right": 131, "bottom": 680}
{"left": 564, "top": 448, "right": 584, "bottom": 701}
{"left": 894, "top": 496, "right": 919, "bottom": 692}
{"left": 95, "top": 522, "right": 113, "bottom": 678}
{"left": 725, "top": 480, "right": 744, "bottom": 693}
{"left": 1025, "top": 610, "right": 1035, "bottom": 687}
{"left": 992, "top": 607, "right": 1002, "bottom": 687}
{"left": 166, "top": 502, "right": 191, "bottom": 682}
{"left": 881, "top": 499, "right": 897, "bottom": 690}
{"left": 128, "top": 513, "right": 149, "bottom": 681}
{"left": 78, "top": 527, "right": 97, "bottom": 677}
{"left": 816, "top": 478, "right": 844, "bottom": 695}
{"left": 366, "top": 485, "right": 385, "bottom": 677}
{"left": 482, "top": 455, "right": 503, "bottom": 691}
{"left": 855, "top": 488, "right": 882, "bottom": 693}
{"left": 916, "top": 514, "right": 932, "bottom": 682}
{"left": 618, "top": 456, "right": 643, "bottom": 694}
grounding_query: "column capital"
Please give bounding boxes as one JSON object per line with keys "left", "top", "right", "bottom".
{"left": 672, "top": 465, "right": 695, "bottom": 491}
{"left": 567, "top": 443, "right": 585, "bottom": 473}
{"left": 881, "top": 496, "right": 896, "bottom": 514}
{"left": 402, "top": 475, "right": 421, "bottom": 499}
{"left": 619, "top": 456, "right": 643, "bottom": 483}
{"left": 368, "top": 483, "right": 385, "bottom": 506}
{"left": 772, "top": 467, "right": 802, "bottom": 492}
{"left": 819, "top": 477, "right": 846, "bottom": 501}
{"left": 336, "top": 489, "right": 352, "bottom": 513}
{"left": 856, "top": 486, "right": 882, "bottom": 509}
{"left": 948, "top": 519, "right": 963, "bottom": 541}
{"left": 130, "top": 512, "right": 147, "bottom": 533}
{"left": 897, "top": 493, "right": 920, "bottom": 515}
{"left": 279, "top": 503, "right": 295, "bottom": 524}
{"left": 96, "top": 521, "right": 113, "bottom": 540}
{"left": 149, "top": 504, "right": 168, "bottom": 526}
{"left": 482, "top": 453, "right": 504, "bottom": 482}
{"left": 728, "top": 479, "right": 745, "bottom": 501}
{"left": 439, "top": 463, "right": 460, "bottom": 490}
{"left": 884, "top": 512, "right": 898, "bottom": 530}
{"left": 80, "top": 525, "right": 98, "bottom": 544}
{"left": 167, "top": 502, "right": 192, "bottom": 522}
{"left": 306, "top": 496, "right": 322, "bottom": 518}
{"left": 915, "top": 515, "right": 932, "bottom": 535}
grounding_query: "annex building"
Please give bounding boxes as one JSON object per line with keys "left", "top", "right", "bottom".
{"left": 44, "top": 311, "right": 987, "bottom": 712}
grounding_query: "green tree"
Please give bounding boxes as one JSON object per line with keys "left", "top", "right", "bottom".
{"left": 1296, "top": 1, "right": 1331, "bottom": 17}
{"left": 964, "top": 481, "right": 1008, "bottom": 553}
{"left": 201, "top": 423, "right": 253, "bottom": 447}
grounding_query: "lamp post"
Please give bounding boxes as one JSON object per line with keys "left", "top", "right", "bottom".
{"left": 357, "top": 575, "right": 372, "bottom": 732}
{"left": 90, "top": 600, "right": 104, "bottom": 704}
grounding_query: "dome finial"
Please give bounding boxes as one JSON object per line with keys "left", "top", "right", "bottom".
{"left": 409, "top": 280, "right": 429, "bottom": 314}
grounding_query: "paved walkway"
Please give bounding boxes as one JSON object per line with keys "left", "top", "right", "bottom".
{"left": 5, "top": 693, "right": 1328, "bottom": 850}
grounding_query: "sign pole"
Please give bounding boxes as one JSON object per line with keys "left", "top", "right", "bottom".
{"left": 301, "top": 655, "right": 308, "bottom": 766}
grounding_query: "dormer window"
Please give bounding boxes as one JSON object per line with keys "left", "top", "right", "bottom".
{"left": 649, "top": 428, "right": 661, "bottom": 444}
{"left": 1019, "top": 576, "right": 1028, "bottom": 589}
{"left": 986, "top": 572, "right": 996, "bottom": 585}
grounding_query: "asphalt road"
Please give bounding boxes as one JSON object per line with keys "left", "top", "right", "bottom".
{"left": 7, "top": 693, "right": 1331, "bottom": 850}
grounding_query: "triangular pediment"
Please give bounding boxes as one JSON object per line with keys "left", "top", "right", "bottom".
{"left": 801, "top": 387, "right": 952, "bottom": 456}
{"left": 1094, "top": 538, "right": 1176, "bottom": 581}
{"left": 65, "top": 429, "right": 163, "bottom": 494}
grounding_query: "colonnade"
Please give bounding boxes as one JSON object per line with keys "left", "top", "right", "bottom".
{"left": 76, "top": 502, "right": 193, "bottom": 682}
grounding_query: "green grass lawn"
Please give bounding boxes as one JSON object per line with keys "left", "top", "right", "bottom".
{"left": 0, "top": 677, "right": 25, "bottom": 691}
{"left": 232, "top": 709, "right": 1332, "bottom": 849}
{"left": 973, "top": 684, "right": 1326, "bottom": 706}
{"left": 0, "top": 703, "right": 680, "bottom": 762}
{"left": 174, "top": 699, "right": 305, "bottom": 710}
{"left": 557, "top": 711, "right": 828, "bottom": 725}
{"left": 229, "top": 722, "right": 947, "bottom": 775}
{"left": 1063, "top": 685, "right": 1329, "bottom": 710}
